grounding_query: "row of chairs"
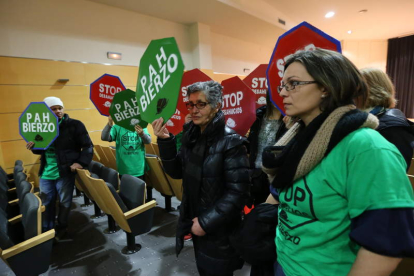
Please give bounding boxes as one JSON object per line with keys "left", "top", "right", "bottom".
{"left": 0, "top": 162, "right": 54, "bottom": 276}
{"left": 75, "top": 161, "right": 156, "bottom": 254}
{"left": 92, "top": 143, "right": 183, "bottom": 211}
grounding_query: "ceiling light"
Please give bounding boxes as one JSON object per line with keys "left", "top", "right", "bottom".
{"left": 347, "top": 30, "right": 352, "bottom": 34}
{"left": 107, "top": 52, "right": 122, "bottom": 60}
{"left": 325, "top": 11, "right": 335, "bottom": 18}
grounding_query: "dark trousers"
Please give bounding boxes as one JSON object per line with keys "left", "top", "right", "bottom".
{"left": 196, "top": 265, "right": 232, "bottom": 276}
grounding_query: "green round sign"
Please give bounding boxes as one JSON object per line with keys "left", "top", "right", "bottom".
{"left": 136, "top": 37, "right": 185, "bottom": 124}
{"left": 19, "top": 102, "right": 59, "bottom": 150}
{"left": 109, "top": 89, "right": 148, "bottom": 131}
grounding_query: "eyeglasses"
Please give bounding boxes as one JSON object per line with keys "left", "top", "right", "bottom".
{"left": 277, "top": 80, "right": 318, "bottom": 94}
{"left": 185, "top": 102, "right": 210, "bottom": 110}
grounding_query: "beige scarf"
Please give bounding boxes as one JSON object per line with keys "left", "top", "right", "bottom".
{"left": 262, "top": 105, "right": 379, "bottom": 184}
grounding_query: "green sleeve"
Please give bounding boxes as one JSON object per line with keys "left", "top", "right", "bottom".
{"left": 346, "top": 147, "right": 414, "bottom": 219}
{"left": 110, "top": 124, "right": 118, "bottom": 141}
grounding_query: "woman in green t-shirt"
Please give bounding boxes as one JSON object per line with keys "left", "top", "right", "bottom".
{"left": 262, "top": 48, "right": 414, "bottom": 276}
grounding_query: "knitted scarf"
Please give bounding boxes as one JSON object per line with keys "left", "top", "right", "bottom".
{"left": 262, "top": 105, "right": 379, "bottom": 190}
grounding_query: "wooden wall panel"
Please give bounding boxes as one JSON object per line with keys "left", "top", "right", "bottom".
{"left": 0, "top": 56, "right": 235, "bottom": 171}
{"left": 89, "top": 131, "right": 114, "bottom": 147}
{"left": 0, "top": 57, "right": 86, "bottom": 85}
{"left": 0, "top": 85, "right": 91, "bottom": 113}
{"left": 84, "top": 63, "right": 138, "bottom": 87}
{"left": 1, "top": 140, "right": 40, "bottom": 170}
{"left": 0, "top": 113, "right": 21, "bottom": 141}
{"left": 67, "top": 109, "right": 108, "bottom": 131}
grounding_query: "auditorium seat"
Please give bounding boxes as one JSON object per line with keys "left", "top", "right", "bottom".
{"left": 101, "top": 146, "right": 117, "bottom": 170}
{"left": 145, "top": 156, "right": 175, "bottom": 210}
{"left": 77, "top": 169, "right": 156, "bottom": 254}
{"left": 101, "top": 166, "right": 120, "bottom": 191}
{"left": 0, "top": 193, "right": 55, "bottom": 276}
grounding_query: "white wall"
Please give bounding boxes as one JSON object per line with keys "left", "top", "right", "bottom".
{"left": 211, "top": 32, "right": 275, "bottom": 75}
{"left": 342, "top": 40, "right": 388, "bottom": 72}
{"left": 0, "top": 0, "right": 194, "bottom": 68}
{"left": 0, "top": 0, "right": 388, "bottom": 75}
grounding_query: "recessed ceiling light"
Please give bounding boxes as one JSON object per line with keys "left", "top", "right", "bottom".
{"left": 347, "top": 30, "right": 352, "bottom": 34}
{"left": 359, "top": 9, "right": 368, "bottom": 13}
{"left": 325, "top": 11, "right": 335, "bottom": 18}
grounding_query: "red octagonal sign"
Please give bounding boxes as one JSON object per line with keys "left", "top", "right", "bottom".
{"left": 90, "top": 74, "right": 126, "bottom": 116}
{"left": 166, "top": 69, "right": 212, "bottom": 135}
{"left": 243, "top": 64, "right": 268, "bottom": 110}
{"left": 267, "top": 21, "right": 341, "bottom": 115}
{"left": 221, "top": 77, "right": 256, "bottom": 136}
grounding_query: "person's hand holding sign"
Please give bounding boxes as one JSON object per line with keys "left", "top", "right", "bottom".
{"left": 152, "top": 118, "right": 169, "bottom": 139}
{"left": 135, "top": 125, "right": 145, "bottom": 137}
{"left": 108, "top": 116, "right": 114, "bottom": 126}
{"left": 26, "top": 141, "right": 35, "bottom": 150}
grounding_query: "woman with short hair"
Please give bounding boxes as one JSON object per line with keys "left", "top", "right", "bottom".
{"left": 358, "top": 68, "right": 414, "bottom": 171}
{"left": 262, "top": 48, "right": 414, "bottom": 276}
{"left": 152, "top": 80, "right": 250, "bottom": 276}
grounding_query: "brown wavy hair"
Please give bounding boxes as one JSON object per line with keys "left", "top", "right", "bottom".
{"left": 360, "top": 68, "right": 397, "bottom": 109}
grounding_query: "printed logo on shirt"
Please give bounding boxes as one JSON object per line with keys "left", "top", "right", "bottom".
{"left": 121, "top": 132, "right": 141, "bottom": 152}
{"left": 279, "top": 176, "right": 318, "bottom": 230}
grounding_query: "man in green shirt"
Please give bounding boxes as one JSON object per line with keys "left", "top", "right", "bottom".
{"left": 26, "top": 97, "right": 93, "bottom": 236}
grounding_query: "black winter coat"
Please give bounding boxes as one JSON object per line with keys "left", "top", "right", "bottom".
{"left": 375, "top": 108, "right": 414, "bottom": 171}
{"left": 247, "top": 106, "right": 286, "bottom": 168}
{"left": 246, "top": 106, "right": 286, "bottom": 205}
{"left": 33, "top": 114, "right": 93, "bottom": 177}
{"left": 158, "top": 111, "right": 250, "bottom": 274}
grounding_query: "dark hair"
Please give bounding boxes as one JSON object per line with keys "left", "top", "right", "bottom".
{"left": 284, "top": 48, "right": 367, "bottom": 113}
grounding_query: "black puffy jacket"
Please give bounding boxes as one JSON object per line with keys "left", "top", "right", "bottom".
{"left": 375, "top": 108, "right": 414, "bottom": 171}
{"left": 247, "top": 105, "right": 286, "bottom": 168}
{"left": 158, "top": 111, "right": 250, "bottom": 273}
{"left": 33, "top": 114, "right": 93, "bottom": 177}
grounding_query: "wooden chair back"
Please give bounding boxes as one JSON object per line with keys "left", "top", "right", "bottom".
{"left": 102, "top": 146, "right": 117, "bottom": 170}
{"left": 87, "top": 176, "right": 131, "bottom": 233}
{"left": 145, "top": 156, "right": 173, "bottom": 196}
{"left": 408, "top": 174, "right": 414, "bottom": 191}
{"left": 75, "top": 170, "right": 95, "bottom": 201}
{"left": 145, "top": 143, "right": 156, "bottom": 155}
{"left": 161, "top": 161, "right": 183, "bottom": 201}
{"left": 92, "top": 147, "right": 100, "bottom": 162}
{"left": 95, "top": 145, "right": 110, "bottom": 167}
{"left": 151, "top": 143, "right": 160, "bottom": 157}
{"left": 407, "top": 159, "right": 414, "bottom": 176}
{"left": 77, "top": 168, "right": 130, "bottom": 232}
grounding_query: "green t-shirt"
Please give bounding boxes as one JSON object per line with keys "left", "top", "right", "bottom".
{"left": 276, "top": 128, "right": 414, "bottom": 276}
{"left": 110, "top": 124, "right": 149, "bottom": 177}
{"left": 40, "top": 145, "right": 60, "bottom": 180}
{"left": 41, "top": 118, "right": 63, "bottom": 180}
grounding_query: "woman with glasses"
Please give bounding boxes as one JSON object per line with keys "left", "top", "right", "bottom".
{"left": 152, "top": 80, "right": 250, "bottom": 276}
{"left": 262, "top": 48, "right": 414, "bottom": 276}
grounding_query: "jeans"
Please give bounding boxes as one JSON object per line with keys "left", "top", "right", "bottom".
{"left": 40, "top": 174, "right": 75, "bottom": 232}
